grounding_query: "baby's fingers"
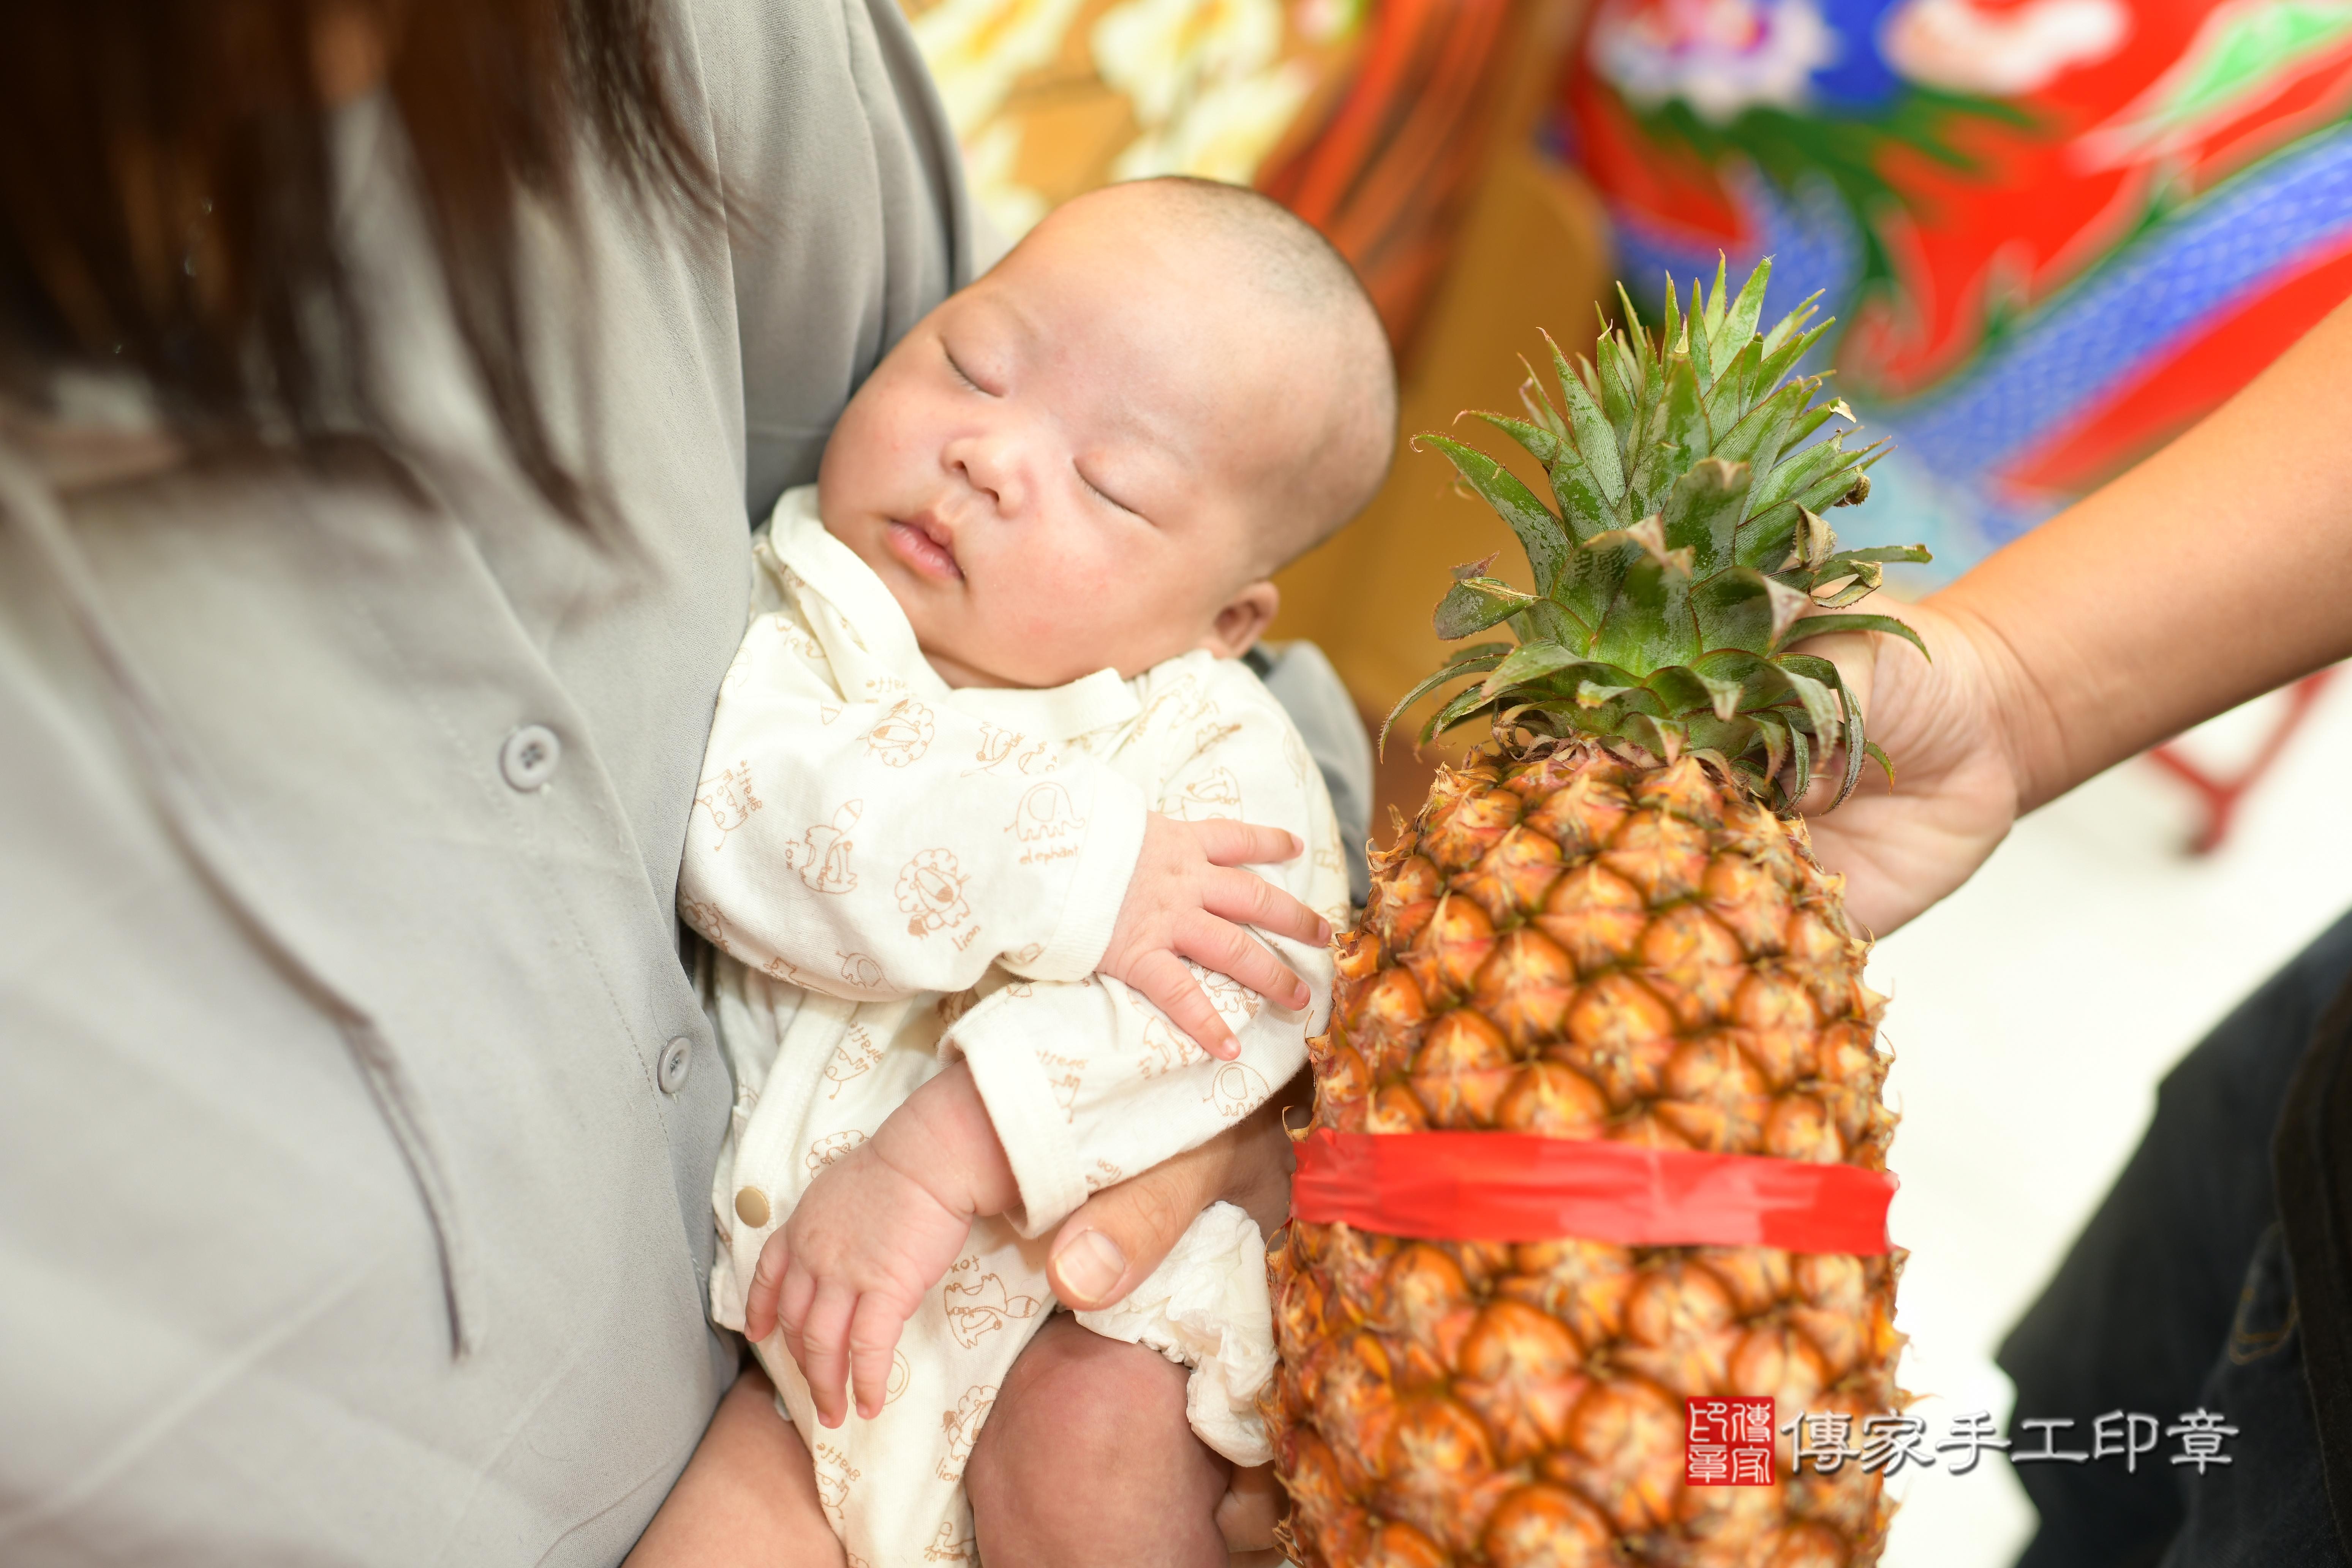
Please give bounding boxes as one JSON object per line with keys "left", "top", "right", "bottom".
{"left": 773, "top": 1263, "right": 818, "bottom": 1374}
{"left": 744, "top": 1229, "right": 792, "bottom": 1343}
{"left": 1203, "top": 865, "right": 1331, "bottom": 954}
{"left": 1179, "top": 912, "right": 1308, "bottom": 1017}
{"left": 1187, "top": 819, "right": 1304, "bottom": 870}
{"left": 1127, "top": 947, "right": 1240, "bottom": 1061}
{"left": 848, "top": 1294, "right": 906, "bottom": 1421}
{"left": 796, "top": 1283, "right": 857, "bottom": 1428}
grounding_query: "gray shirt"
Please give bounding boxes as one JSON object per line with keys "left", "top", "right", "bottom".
{"left": 0, "top": 1, "right": 972, "bottom": 1562}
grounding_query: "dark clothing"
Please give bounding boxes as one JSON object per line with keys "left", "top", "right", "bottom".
{"left": 2276, "top": 938, "right": 2352, "bottom": 1552}
{"left": 2000, "top": 909, "right": 2352, "bottom": 1567}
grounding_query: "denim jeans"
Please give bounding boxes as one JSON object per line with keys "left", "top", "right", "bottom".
{"left": 1997, "top": 909, "right": 2352, "bottom": 1568}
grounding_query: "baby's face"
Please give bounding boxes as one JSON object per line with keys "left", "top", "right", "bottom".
{"left": 817, "top": 200, "right": 1301, "bottom": 689}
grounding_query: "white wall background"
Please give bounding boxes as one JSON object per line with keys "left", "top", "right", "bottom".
{"left": 1876, "top": 671, "right": 2352, "bottom": 1566}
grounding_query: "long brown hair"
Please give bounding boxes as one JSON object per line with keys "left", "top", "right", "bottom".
{"left": 0, "top": 0, "right": 714, "bottom": 520}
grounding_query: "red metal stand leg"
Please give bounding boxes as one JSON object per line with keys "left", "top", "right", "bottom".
{"left": 2142, "top": 670, "right": 2339, "bottom": 855}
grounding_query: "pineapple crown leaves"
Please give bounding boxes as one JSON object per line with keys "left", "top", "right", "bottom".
{"left": 1388, "top": 256, "right": 1930, "bottom": 809}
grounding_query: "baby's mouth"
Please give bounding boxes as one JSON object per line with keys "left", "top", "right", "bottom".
{"left": 885, "top": 512, "right": 963, "bottom": 582}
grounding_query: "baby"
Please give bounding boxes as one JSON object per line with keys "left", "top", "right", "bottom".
{"left": 678, "top": 175, "right": 1396, "bottom": 1566}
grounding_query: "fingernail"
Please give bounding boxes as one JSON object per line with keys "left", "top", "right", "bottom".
{"left": 1216, "top": 1033, "right": 1240, "bottom": 1060}
{"left": 1054, "top": 1228, "right": 1127, "bottom": 1306}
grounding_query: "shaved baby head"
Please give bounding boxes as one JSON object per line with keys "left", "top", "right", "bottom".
{"left": 1020, "top": 177, "right": 1400, "bottom": 572}
{"left": 820, "top": 172, "right": 1400, "bottom": 689}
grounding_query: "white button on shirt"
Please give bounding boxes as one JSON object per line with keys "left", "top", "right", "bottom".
{"left": 501, "top": 724, "right": 563, "bottom": 791}
{"left": 659, "top": 1036, "right": 695, "bottom": 1095}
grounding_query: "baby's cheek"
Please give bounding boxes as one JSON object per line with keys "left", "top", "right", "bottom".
{"left": 999, "top": 588, "right": 1097, "bottom": 659}
{"left": 975, "top": 534, "right": 1206, "bottom": 681}
{"left": 998, "top": 550, "right": 1113, "bottom": 632}
{"left": 1029, "top": 540, "right": 1114, "bottom": 596}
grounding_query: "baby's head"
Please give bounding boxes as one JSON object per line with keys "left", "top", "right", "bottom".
{"left": 818, "top": 177, "right": 1398, "bottom": 689}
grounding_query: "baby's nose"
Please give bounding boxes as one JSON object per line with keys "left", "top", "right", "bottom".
{"left": 952, "top": 436, "right": 1026, "bottom": 515}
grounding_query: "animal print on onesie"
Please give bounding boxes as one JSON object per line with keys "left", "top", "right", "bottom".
{"left": 683, "top": 489, "right": 1350, "bottom": 1566}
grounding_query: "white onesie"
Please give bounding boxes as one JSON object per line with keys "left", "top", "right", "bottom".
{"left": 680, "top": 487, "right": 1350, "bottom": 1567}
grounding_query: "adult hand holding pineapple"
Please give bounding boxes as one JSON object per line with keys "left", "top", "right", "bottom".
{"left": 1779, "top": 602, "right": 2017, "bottom": 938}
{"left": 1799, "top": 275, "right": 2352, "bottom": 936}
{"left": 1263, "top": 266, "right": 2352, "bottom": 1567}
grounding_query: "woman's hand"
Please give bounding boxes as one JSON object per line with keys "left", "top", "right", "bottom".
{"left": 1044, "top": 1069, "right": 1304, "bottom": 1310}
{"left": 1796, "top": 598, "right": 2031, "bottom": 937}
{"left": 1038, "top": 1074, "right": 1306, "bottom": 1562}
{"left": 1097, "top": 816, "right": 1332, "bottom": 1060}
{"left": 1804, "top": 293, "right": 2352, "bottom": 937}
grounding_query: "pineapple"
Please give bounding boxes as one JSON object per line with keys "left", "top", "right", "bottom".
{"left": 1265, "top": 259, "right": 1923, "bottom": 1568}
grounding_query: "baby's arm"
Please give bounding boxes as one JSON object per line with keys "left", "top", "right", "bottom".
{"left": 741, "top": 1061, "right": 1015, "bottom": 1427}
{"left": 950, "top": 676, "right": 1350, "bottom": 1235}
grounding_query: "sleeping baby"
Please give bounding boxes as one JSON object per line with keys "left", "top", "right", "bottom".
{"left": 678, "top": 174, "right": 1396, "bottom": 1566}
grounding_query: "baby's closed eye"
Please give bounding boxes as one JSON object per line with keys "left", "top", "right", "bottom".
{"left": 1075, "top": 463, "right": 1141, "bottom": 517}
{"left": 941, "top": 340, "right": 995, "bottom": 395}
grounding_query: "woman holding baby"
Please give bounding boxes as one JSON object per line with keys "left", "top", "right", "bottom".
{"left": 0, "top": 2, "right": 1333, "bottom": 1563}
{"left": 8, "top": 3, "right": 2352, "bottom": 1567}
{"left": 0, "top": 6, "right": 1374, "bottom": 1561}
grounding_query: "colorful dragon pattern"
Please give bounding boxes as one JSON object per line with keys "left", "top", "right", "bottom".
{"left": 1558, "top": 0, "right": 2352, "bottom": 573}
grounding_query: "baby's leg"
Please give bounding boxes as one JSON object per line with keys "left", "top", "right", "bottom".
{"left": 966, "top": 1313, "right": 1234, "bottom": 1567}
{"left": 623, "top": 1365, "right": 844, "bottom": 1568}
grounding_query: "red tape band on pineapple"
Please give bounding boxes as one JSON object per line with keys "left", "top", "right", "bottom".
{"left": 1290, "top": 1129, "right": 1895, "bottom": 1254}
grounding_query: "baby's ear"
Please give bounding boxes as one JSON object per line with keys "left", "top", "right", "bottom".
{"left": 1204, "top": 580, "right": 1280, "bottom": 659}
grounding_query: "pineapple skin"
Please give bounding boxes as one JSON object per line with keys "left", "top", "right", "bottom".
{"left": 1266, "top": 744, "right": 1906, "bottom": 1568}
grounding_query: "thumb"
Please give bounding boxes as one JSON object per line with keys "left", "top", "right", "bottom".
{"left": 1046, "top": 1141, "right": 1226, "bottom": 1310}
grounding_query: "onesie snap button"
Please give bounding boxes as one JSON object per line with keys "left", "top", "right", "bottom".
{"left": 734, "top": 1186, "right": 771, "bottom": 1228}
{"left": 658, "top": 1036, "right": 693, "bottom": 1095}
{"left": 499, "top": 724, "right": 561, "bottom": 791}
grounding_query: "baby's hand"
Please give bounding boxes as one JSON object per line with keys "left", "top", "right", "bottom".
{"left": 1097, "top": 814, "right": 1332, "bottom": 1061}
{"left": 743, "top": 1065, "right": 1017, "bottom": 1426}
{"left": 744, "top": 1142, "right": 969, "bottom": 1426}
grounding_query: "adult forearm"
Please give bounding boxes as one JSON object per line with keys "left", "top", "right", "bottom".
{"left": 1932, "top": 293, "right": 2352, "bottom": 812}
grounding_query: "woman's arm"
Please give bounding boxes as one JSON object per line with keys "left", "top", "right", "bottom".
{"left": 1807, "top": 294, "right": 2352, "bottom": 933}
{"left": 1038, "top": 1081, "right": 1306, "bottom": 1562}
